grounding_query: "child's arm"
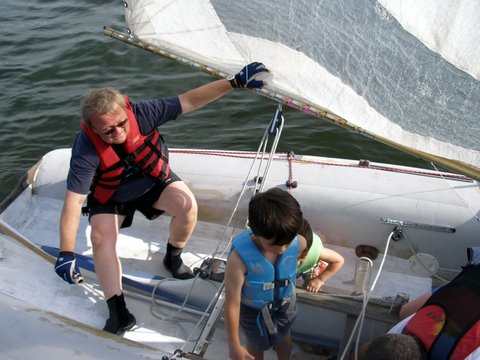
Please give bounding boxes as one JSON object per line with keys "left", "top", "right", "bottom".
{"left": 304, "top": 247, "right": 344, "bottom": 293}
{"left": 224, "top": 250, "right": 254, "bottom": 360}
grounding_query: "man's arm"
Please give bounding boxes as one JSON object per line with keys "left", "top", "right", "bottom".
{"left": 59, "top": 190, "right": 87, "bottom": 252}
{"left": 179, "top": 62, "right": 270, "bottom": 114}
{"left": 55, "top": 190, "right": 87, "bottom": 284}
{"left": 178, "top": 79, "right": 233, "bottom": 114}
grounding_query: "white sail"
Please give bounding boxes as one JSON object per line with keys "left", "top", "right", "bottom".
{"left": 379, "top": 0, "right": 480, "bottom": 80}
{"left": 123, "top": 0, "right": 480, "bottom": 178}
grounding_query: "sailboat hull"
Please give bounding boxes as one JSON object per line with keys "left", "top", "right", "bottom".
{"left": 1, "top": 148, "right": 479, "bottom": 357}
{"left": 31, "top": 148, "right": 480, "bottom": 271}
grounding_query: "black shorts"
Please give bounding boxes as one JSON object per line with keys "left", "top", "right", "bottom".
{"left": 86, "top": 172, "right": 181, "bottom": 228}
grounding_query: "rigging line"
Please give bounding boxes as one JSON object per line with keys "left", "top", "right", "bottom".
{"left": 214, "top": 103, "right": 285, "bottom": 257}
{"left": 185, "top": 107, "right": 288, "bottom": 354}
{"left": 185, "top": 109, "right": 286, "bottom": 356}
{"left": 181, "top": 282, "right": 226, "bottom": 352}
{"left": 257, "top": 105, "right": 285, "bottom": 193}
{"left": 430, "top": 161, "right": 480, "bottom": 224}
{"left": 341, "top": 257, "right": 374, "bottom": 360}
{"left": 339, "top": 229, "right": 395, "bottom": 360}
{"left": 339, "top": 258, "right": 373, "bottom": 360}
{"left": 354, "top": 263, "right": 373, "bottom": 360}
{"left": 287, "top": 151, "right": 295, "bottom": 194}
{"left": 172, "top": 149, "right": 471, "bottom": 181}
{"left": 149, "top": 276, "right": 218, "bottom": 322}
{"left": 149, "top": 127, "right": 273, "bottom": 318}
{"left": 215, "top": 118, "right": 277, "bottom": 256}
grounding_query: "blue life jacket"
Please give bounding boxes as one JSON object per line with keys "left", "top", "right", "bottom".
{"left": 232, "top": 229, "right": 298, "bottom": 310}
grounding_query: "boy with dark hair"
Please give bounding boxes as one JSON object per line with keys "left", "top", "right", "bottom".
{"left": 224, "top": 187, "right": 305, "bottom": 360}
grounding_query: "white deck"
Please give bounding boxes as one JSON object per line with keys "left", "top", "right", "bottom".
{"left": 0, "top": 228, "right": 327, "bottom": 359}
{"left": 1, "top": 186, "right": 432, "bottom": 303}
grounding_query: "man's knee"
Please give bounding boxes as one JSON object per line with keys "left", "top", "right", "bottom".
{"left": 89, "top": 219, "right": 119, "bottom": 249}
{"left": 90, "top": 230, "right": 116, "bottom": 249}
{"left": 163, "top": 183, "right": 198, "bottom": 219}
{"left": 185, "top": 197, "right": 198, "bottom": 220}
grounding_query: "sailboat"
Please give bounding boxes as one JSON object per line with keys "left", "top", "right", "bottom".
{"left": 1, "top": 1, "right": 479, "bottom": 359}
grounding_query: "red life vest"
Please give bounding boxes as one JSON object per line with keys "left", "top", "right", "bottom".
{"left": 80, "top": 97, "right": 170, "bottom": 204}
{"left": 403, "top": 265, "right": 480, "bottom": 359}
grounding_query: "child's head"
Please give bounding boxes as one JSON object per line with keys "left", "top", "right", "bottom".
{"left": 298, "top": 218, "right": 313, "bottom": 260}
{"left": 248, "top": 188, "right": 303, "bottom": 246}
{"left": 364, "top": 334, "right": 427, "bottom": 360}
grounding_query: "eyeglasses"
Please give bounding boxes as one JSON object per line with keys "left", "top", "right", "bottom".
{"left": 100, "top": 118, "right": 128, "bottom": 136}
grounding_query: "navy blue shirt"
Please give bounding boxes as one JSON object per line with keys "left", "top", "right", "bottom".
{"left": 66, "top": 96, "right": 182, "bottom": 202}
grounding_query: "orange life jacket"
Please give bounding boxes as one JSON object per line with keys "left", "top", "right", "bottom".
{"left": 403, "top": 265, "right": 480, "bottom": 360}
{"left": 80, "top": 97, "right": 170, "bottom": 203}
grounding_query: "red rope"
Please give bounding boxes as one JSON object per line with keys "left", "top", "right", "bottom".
{"left": 287, "top": 152, "right": 296, "bottom": 193}
{"left": 169, "top": 149, "right": 472, "bottom": 181}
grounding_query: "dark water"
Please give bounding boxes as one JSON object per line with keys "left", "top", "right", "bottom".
{"left": 0, "top": 0, "right": 428, "bottom": 201}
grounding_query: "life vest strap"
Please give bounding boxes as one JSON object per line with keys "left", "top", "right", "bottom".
{"left": 129, "top": 133, "right": 169, "bottom": 175}
{"left": 94, "top": 161, "right": 124, "bottom": 174}
{"left": 94, "top": 181, "right": 122, "bottom": 190}
{"left": 430, "top": 333, "right": 456, "bottom": 360}
{"left": 262, "top": 278, "right": 289, "bottom": 291}
{"left": 260, "top": 279, "right": 297, "bottom": 335}
{"left": 262, "top": 305, "right": 278, "bottom": 335}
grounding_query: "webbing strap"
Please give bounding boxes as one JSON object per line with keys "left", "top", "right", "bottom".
{"left": 286, "top": 282, "right": 297, "bottom": 318}
{"left": 261, "top": 279, "right": 297, "bottom": 335}
{"left": 261, "top": 306, "right": 278, "bottom": 335}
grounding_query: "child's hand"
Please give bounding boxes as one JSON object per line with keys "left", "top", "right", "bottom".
{"left": 229, "top": 345, "right": 255, "bottom": 360}
{"left": 304, "top": 277, "right": 325, "bottom": 293}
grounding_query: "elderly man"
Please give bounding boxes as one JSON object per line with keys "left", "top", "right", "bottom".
{"left": 54, "top": 62, "right": 270, "bottom": 334}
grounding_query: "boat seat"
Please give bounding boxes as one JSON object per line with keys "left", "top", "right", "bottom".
{"left": 32, "top": 148, "right": 70, "bottom": 201}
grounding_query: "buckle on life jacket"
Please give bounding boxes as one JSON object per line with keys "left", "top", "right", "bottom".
{"left": 262, "top": 295, "right": 296, "bottom": 335}
{"left": 81, "top": 193, "right": 93, "bottom": 216}
{"left": 268, "top": 297, "right": 292, "bottom": 310}
{"left": 262, "top": 278, "right": 289, "bottom": 291}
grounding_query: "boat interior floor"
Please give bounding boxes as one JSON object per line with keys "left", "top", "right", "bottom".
{"left": 0, "top": 188, "right": 436, "bottom": 358}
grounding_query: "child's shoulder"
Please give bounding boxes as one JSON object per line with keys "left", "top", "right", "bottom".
{"left": 226, "top": 247, "right": 247, "bottom": 270}
{"left": 297, "top": 234, "right": 308, "bottom": 254}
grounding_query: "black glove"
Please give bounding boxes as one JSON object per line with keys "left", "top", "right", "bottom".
{"left": 230, "top": 62, "right": 270, "bottom": 89}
